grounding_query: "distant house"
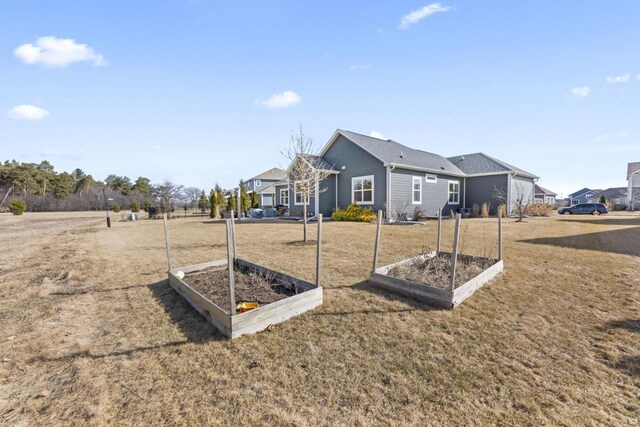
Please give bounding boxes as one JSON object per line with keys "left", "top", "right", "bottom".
{"left": 567, "top": 188, "right": 600, "bottom": 206}
{"left": 628, "top": 162, "right": 640, "bottom": 210}
{"left": 588, "top": 187, "right": 627, "bottom": 206}
{"left": 534, "top": 184, "right": 557, "bottom": 205}
{"left": 246, "top": 167, "right": 285, "bottom": 208}
{"left": 278, "top": 129, "right": 538, "bottom": 218}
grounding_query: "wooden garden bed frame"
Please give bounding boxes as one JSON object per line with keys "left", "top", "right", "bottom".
{"left": 162, "top": 214, "right": 324, "bottom": 339}
{"left": 368, "top": 210, "right": 504, "bottom": 309}
{"left": 369, "top": 252, "right": 504, "bottom": 308}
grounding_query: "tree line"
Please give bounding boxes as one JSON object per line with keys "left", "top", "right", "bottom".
{"left": 0, "top": 159, "right": 262, "bottom": 216}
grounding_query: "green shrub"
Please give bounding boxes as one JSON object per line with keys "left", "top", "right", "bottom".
{"left": 332, "top": 204, "right": 377, "bottom": 222}
{"left": 143, "top": 201, "right": 151, "bottom": 212}
{"left": 131, "top": 201, "right": 140, "bottom": 213}
{"left": 113, "top": 203, "right": 121, "bottom": 213}
{"left": 8, "top": 199, "right": 26, "bottom": 215}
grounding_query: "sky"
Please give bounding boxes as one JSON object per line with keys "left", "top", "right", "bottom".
{"left": 1, "top": 1, "right": 639, "bottom": 198}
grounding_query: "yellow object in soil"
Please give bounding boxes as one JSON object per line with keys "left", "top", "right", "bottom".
{"left": 236, "top": 302, "right": 259, "bottom": 313}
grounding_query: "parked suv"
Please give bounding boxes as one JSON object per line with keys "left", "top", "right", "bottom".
{"left": 558, "top": 203, "right": 608, "bottom": 215}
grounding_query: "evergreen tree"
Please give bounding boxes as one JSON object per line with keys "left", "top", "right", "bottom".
{"left": 250, "top": 190, "right": 259, "bottom": 209}
{"left": 213, "top": 184, "right": 224, "bottom": 218}
{"left": 226, "top": 191, "right": 236, "bottom": 212}
{"left": 239, "top": 180, "right": 250, "bottom": 212}
{"left": 198, "top": 190, "right": 208, "bottom": 213}
{"left": 598, "top": 195, "right": 606, "bottom": 204}
{"left": 209, "top": 189, "right": 216, "bottom": 218}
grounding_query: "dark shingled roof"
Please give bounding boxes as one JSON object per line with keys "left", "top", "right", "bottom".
{"left": 568, "top": 187, "right": 600, "bottom": 198}
{"left": 447, "top": 153, "right": 539, "bottom": 179}
{"left": 248, "top": 167, "right": 285, "bottom": 181}
{"left": 593, "top": 187, "right": 627, "bottom": 200}
{"left": 305, "top": 155, "right": 339, "bottom": 172}
{"left": 337, "top": 130, "right": 465, "bottom": 176}
{"left": 628, "top": 162, "right": 640, "bottom": 179}
{"left": 534, "top": 184, "right": 557, "bottom": 196}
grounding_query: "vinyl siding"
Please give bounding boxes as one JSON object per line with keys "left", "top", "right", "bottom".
{"left": 274, "top": 184, "right": 288, "bottom": 206}
{"left": 317, "top": 174, "right": 338, "bottom": 216}
{"left": 322, "top": 135, "right": 387, "bottom": 214}
{"left": 509, "top": 175, "right": 535, "bottom": 215}
{"left": 389, "top": 169, "right": 464, "bottom": 218}
{"left": 247, "top": 178, "right": 280, "bottom": 193}
{"left": 464, "top": 175, "right": 508, "bottom": 214}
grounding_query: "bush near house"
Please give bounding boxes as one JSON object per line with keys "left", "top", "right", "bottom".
{"left": 332, "top": 204, "right": 377, "bottom": 222}
{"left": 8, "top": 199, "right": 27, "bottom": 215}
{"left": 529, "top": 203, "right": 553, "bottom": 216}
{"left": 113, "top": 203, "right": 121, "bottom": 213}
{"left": 131, "top": 201, "right": 140, "bottom": 213}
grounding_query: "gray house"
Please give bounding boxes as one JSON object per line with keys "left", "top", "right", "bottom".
{"left": 534, "top": 184, "right": 558, "bottom": 205}
{"left": 246, "top": 167, "right": 284, "bottom": 208}
{"left": 278, "top": 129, "right": 538, "bottom": 218}
{"left": 628, "top": 162, "right": 640, "bottom": 210}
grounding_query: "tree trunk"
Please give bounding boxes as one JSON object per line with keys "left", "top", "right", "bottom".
{"left": 303, "top": 203, "right": 308, "bottom": 242}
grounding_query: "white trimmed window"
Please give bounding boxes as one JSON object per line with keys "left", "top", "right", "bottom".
{"left": 255, "top": 179, "right": 261, "bottom": 187}
{"left": 448, "top": 180, "right": 460, "bottom": 204}
{"left": 425, "top": 173, "right": 437, "bottom": 184}
{"left": 412, "top": 176, "right": 422, "bottom": 204}
{"left": 352, "top": 175, "right": 374, "bottom": 205}
{"left": 294, "top": 181, "right": 309, "bottom": 205}
{"left": 280, "top": 189, "right": 289, "bottom": 205}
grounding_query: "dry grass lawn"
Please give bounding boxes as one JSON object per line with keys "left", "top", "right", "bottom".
{"left": 1, "top": 211, "right": 639, "bottom": 425}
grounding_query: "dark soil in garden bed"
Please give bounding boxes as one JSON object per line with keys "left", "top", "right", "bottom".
{"left": 184, "top": 267, "right": 298, "bottom": 313}
{"left": 387, "top": 253, "right": 496, "bottom": 290}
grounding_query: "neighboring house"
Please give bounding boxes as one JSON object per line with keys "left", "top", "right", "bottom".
{"left": 279, "top": 129, "right": 538, "bottom": 218}
{"left": 246, "top": 167, "right": 285, "bottom": 208}
{"left": 628, "top": 162, "right": 640, "bottom": 210}
{"left": 534, "top": 184, "right": 557, "bottom": 205}
{"left": 567, "top": 188, "right": 600, "bottom": 206}
{"left": 587, "top": 187, "right": 627, "bottom": 206}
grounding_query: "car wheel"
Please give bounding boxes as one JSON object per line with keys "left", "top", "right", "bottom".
{"left": 562, "top": 211, "right": 571, "bottom": 215}
{"left": 592, "top": 210, "right": 600, "bottom": 216}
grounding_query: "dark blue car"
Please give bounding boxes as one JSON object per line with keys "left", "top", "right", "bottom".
{"left": 558, "top": 203, "right": 608, "bottom": 215}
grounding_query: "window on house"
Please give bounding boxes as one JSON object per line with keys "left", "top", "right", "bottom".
{"left": 255, "top": 180, "right": 261, "bottom": 187}
{"left": 352, "top": 175, "right": 374, "bottom": 205}
{"left": 571, "top": 199, "right": 579, "bottom": 206}
{"left": 280, "top": 189, "right": 289, "bottom": 205}
{"left": 425, "top": 173, "right": 437, "bottom": 184}
{"left": 412, "top": 176, "right": 422, "bottom": 204}
{"left": 448, "top": 180, "right": 460, "bottom": 204}
{"left": 294, "top": 181, "right": 309, "bottom": 205}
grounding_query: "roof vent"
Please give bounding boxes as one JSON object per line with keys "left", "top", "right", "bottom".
{"left": 461, "top": 156, "right": 465, "bottom": 161}
{"left": 400, "top": 151, "right": 404, "bottom": 159}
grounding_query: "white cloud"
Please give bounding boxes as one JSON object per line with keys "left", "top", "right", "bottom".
{"left": 349, "top": 64, "right": 373, "bottom": 70}
{"left": 594, "top": 134, "right": 610, "bottom": 142}
{"left": 399, "top": 3, "right": 451, "bottom": 29}
{"left": 571, "top": 86, "right": 591, "bottom": 97}
{"left": 370, "top": 131, "right": 386, "bottom": 140}
{"left": 256, "top": 90, "right": 301, "bottom": 109}
{"left": 605, "top": 73, "right": 630, "bottom": 84}
{"left": 14, "top": 36, "right": 106, "bottom": 68}
{"left": 594, "top": 131, "right": 628, "bottom": 142}
{"left": 8, "top": 105, "right": 50, "bottom": 120}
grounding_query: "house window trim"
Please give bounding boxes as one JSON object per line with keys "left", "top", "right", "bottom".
{"left": 448, "top": 180, "right": 460, "bottom": 205}
{"left": 255, "top": 179, "right": 261, "bottom": 187}
{"left": 280, "top": 189, "right": 289, "bottom": 206}
{"left": 412, "top": 176, "right": 422, "bottom": 205}
{"left": 351, "top": 175, "right": 375, "bottom": 205}
{"left": 294, "top": 181, "right": 310, "bottom": 206}
{"left": 425, "top": 173, "right": 437, "bottom": 184}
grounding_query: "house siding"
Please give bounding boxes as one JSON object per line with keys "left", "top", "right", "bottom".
{"left": 322, "top": 134, "right": 387, "bottom": 214}
{"left": 464, "top": 175, "right": 508, "bottom": 214}
{"left": 247, "top": 178, "right": 280, "bottom": 193}
{"left": 389, "top": 169, "right": 464, "bottom": 218}
{"left": 509, "top": 175, "right": 535, "bottom": 215}
{"left": 317, "top": 174, "right": 338, "bottom": 216}
{"left": 275, "top": 184, "right": 288, "bottom": 206}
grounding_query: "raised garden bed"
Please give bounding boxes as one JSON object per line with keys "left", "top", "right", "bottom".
{"left": 369, "top": 251, "right": 503, "bottom": 309}
{"left": 168, "top": 258, "right": 323, "bottom": 339}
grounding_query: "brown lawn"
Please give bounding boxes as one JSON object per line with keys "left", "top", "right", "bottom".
{"left": 1, "top": 211, "right": 639, "bottom": 425}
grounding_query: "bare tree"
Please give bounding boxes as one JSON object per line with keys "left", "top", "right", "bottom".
{"left": 152, "top": 180, "right": 185, "bottom": 219}
{"left": 184, "top": 187, "right": 201, "bottom": 211}
{"left": 495, "top": 180, "right": 534, "bottom": 222}
{"left": 282, "top": 125, "right": 332, "bottom": 242}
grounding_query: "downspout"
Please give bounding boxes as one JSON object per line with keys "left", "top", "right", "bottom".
{"left": 463, "top": 177, "right": 466, "bottom": 209}
{"left": 386, "top": 164, "right": 396, "bottom": 219}
{"left": 335, "top": 174, "right": 338, "bottom": 212}
{"left": 314, "top": 172, "right": 320, "bottom": 216}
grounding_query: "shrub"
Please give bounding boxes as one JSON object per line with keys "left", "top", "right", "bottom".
{"left": 332, "top": 204, "right": 377, "bottom": 222}
{"left": 131, "top": 201, "right": 140, "bottom": 213}
{"left": 8, "top": 199, "right": 26, "bottom": 215}
{"left": 471, "top": 203, "right": 480, "bottom": 218}
{"left": 481, "top": 203, "right": 490, "bottom": 218}
{"left": 411, "top": 206, "right": 426, "bottom": 221}
{"left": 113, "top": 203, "right": 121, "bottom": 213}
{"left": 529, "top": 203, "right": 553, "bottom": 216}
{"left": 143, "top": 201, "right": 151, "bottom": 212}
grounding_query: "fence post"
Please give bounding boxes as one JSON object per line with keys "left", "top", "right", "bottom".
{"left": 372, "top": 210, "right": 383, "bottom": 272}
{"left": 225, "top": 220, "right": 236, "bottom": 314}
{"left": 498, "top": 210, "right": 503, "bottom": 261}
{"left": 230, "top": 214, "right": 237, "bottom": 259}
{"left": 449, "top": 213, "right": 461, "bottom": 291}
{"left": 236, "top": 190, "right": 241, "bottom": 221}
{"left": 162, "top": 213, "right": 172, "bottom": 271}
{"left": 436, "top": 208, "right": 442, "bottom": 254}
{"left": 316, "top": 214, "right": 323, "bottom": 288}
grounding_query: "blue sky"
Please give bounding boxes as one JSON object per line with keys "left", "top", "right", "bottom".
{"left": 1, "top": 1, "right": 639, "bottom": 197}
